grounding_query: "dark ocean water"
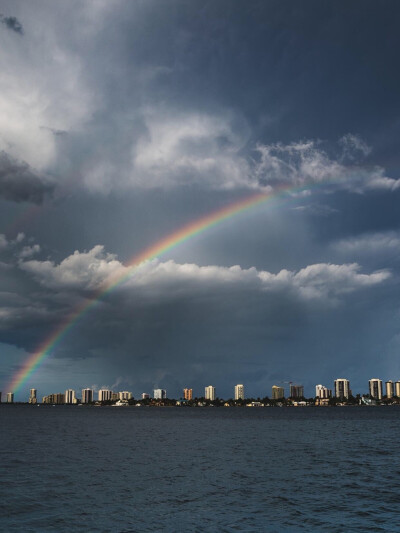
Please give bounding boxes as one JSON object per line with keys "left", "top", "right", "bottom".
{"left": 1, "top": 406, "right": 400, "bottom": 532}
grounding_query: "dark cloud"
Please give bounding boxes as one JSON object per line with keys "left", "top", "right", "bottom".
{"left": 0, "top": 152, "right": 54, "bottom": 204}
{"left": 0, "top": 14, "right": 23, "bottom": 35}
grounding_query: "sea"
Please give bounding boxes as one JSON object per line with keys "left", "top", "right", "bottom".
{"left": 1, "top": 405, "right": 400, "bottom": 532}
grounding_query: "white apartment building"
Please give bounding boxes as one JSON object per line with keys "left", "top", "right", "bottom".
{"left": 396, "top": 381, "right": 400, "bottom": 397}
{"left": 153, "top": 389, "right": 166, "bottom": 400}
{"left": 29, "top": 388, "right": 37, "bottom": 404}
{"left": 386, "top": 380, "right": 394, "bottom": 398}
{"left": 315, "top": 385, "right": 332, "bottom": 399}
{"left": 334, "top": 379, "right": 350, "bottom": 399}
{"left": 205, "top": 385, "right": 216, "bottom": 401}
{"left": 119, "top": 391, "right": 133, "bottom": 400}
{"left": 234, "top": 384, "right": 245, "bottom": 400}
{"left": 7, "top": 392, "right": 14, "bottom": 403}
{"left": 98, "top": 389, "right": 113, "bottom": 402}
{"left": 82, "top": 388, "right": 93, "bottom": 404}
{"left": 65, "top": 389, "right": 76, "bottom": 404}
{"left": 369, "top": 379, "right": 383, "bottom": 400}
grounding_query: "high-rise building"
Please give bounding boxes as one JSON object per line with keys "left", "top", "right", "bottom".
{"left": 0, "top": 391, "right": 2, "bottom": 403}
{"left": 183, "top": 388, "right": 193, "bottom": 400}
{"left": 386, "top": 380, "right": 394, "bottom": 399}
{"left": 205, "top": 386, "right": 216, "bottom": 401}
{"left": 141, "top": 393, "right": 150, "bottom": 400}
{"left": 395, "top": 381, "right": 400, "bottom": 398}
{"left": 7, "top": 392, "right": 14, "bottom": 403}
{"left": 82, "top": 388, "right": 93, "bottom": 404}
{"left": 98, "top": 389, "right": 112, "bottom": 402}
{"left": 154, "top": 389, "right": 167, "bottom": 400}
{"left": 65, "top": 389, "right": 76, "bottom": 404}
{"left": 334, "top": 379, "right": 350, "bottom": 399}
{"left": 289, "top": 384, "right": 304, "bottom": 399}
{"left": 119, "top": 391, "right": 133, "bottom": 400}
{"left": 315, "top": 385, "right": 332, "bottom": 399}
{"left": 369, "top": 379, "right": 383, "bottom": 400}
{"left": 28, "top": 388, "right": 37, "bottom": 404}
{"left": 271, "top": 385, "right": 284, "bottom": 400}
{"left": 234, "top": 384, "right": 245, "bottom": 400}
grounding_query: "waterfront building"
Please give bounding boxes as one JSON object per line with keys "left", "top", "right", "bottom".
{"left": 98, "top": 389, "right": 113, "bottom": 402}
{"left": 154, "top": 389, "right": 167, "bottom": 400}
{"left": 65, "top": 389, "right": 76, "bottom": 404}
{"left": 334, "top": 379, "right": 350, "bottom": 399}
{"left": 386, "top": 380, "right": 394, "bottom": 399}
{"left": 289, "top": 384, "right": 304, "bottom": 399}
{"left": 271, "top": 385, "right": 284, "bottom": 400}
{"left": 111, "top": 392, "right": 119, "bottom": 401}
{"left": 234, "top": 384, "right": 245, "bottom": 400}
{"left": 28, "top": 388, "right": 37, "bottom": 404}
{"left": 183, "top": 388, "right": 193, "bottom": 400}
{"left": 396, "top": 381, "right": 400, "bottom": 397}
{"left": 315, "top": 385, "right": 332, "bottom": 399}
{"left": 119, "top": 391, "right": 133, "bottom": 400}
{"left": 7, "top": 392, "right": 14, "bottom": 403}
{"left": 42, "top": 393, "right": 64, "bottom": 404}
{"left": 0, "top": 391, "right": 2, "bottom": 403}
{"left": 82, "top": 388, "right": 93, "bottom": 404}
{"left": 205, "top": 386, "right": 216, "bottom": 401}
{"left": 369, "top": 379, "right": 383, "bottom": 400}
{"left": 141, "top": 393, "right": 150, "bottom": 400}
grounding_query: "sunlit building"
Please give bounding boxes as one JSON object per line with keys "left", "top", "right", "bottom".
{"left": 119, "top": 391, "right": 133, "bottom": 401}
{"left": 154, "top": 389, "right": 166, "bottom": 400}
{"left": 98, "top": 389, "right": 113, "bottom": 402}
{"left": 82, "top": 388, "right": 93, "bottom": 404}
{"left": 396, "top": 382, "right": 400, "bottom": 398}
{"left": 7, "top": 392, "right": 14, "bottom": 403}
{"left": 183, "top": 388, "right": 193, "bottom": 400}
{"left": 234, "top": 384, "right": 245, "bottom": 400}
{"left": 141, "top": 393, "right": 150, "bottom": 400}
{"left": 334, "top": 379, "right": 350, "bottom": 399}
{"left": 65, "top": 389, "right": 76, "bottom": 404}
{"left": 315, "top": 385, "right": 332, "bottom": 399}
{"left": 386, "top": 380, "right": 394, "bottom": 399}
{"left": 28, "top": 388, "right": 37, "bottom": 404}
{"left": 205, "top": 386, "right": 216, "bottom": 401}
{"left": 271, "top": 385, "right": 284, "bottom": 400}
{"left": 369, "top": 379, "right": 383, "bottom": 400}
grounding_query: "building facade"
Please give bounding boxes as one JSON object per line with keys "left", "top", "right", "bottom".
{"left": 369, "top": 379, "right": 383, "bottom": 400}
{"left": 98, "top": 389, "right": 112, "bottom": 402}
{"left": 141, "top": 393, "right": 150, "bottom": 399}
{"left": 386, "top": 380, "right": 394, "bottom": 399}
{"left": 334, "top": 379, "right": 350, "bottom": 399}
{"left": 154, "top": 389, "right": 167, "bottom": 400}
{"left": 65, "top": 389, "right": 76, "bottom": 404}
{"left": 119, "top": 391, "right": 133, "bottom": 401}
{"left": 7, "top": 392, "right": 14, "bottom": 403}
{"left": 183, "top": 388, "right": 193, "bottom": 400}
{"left": 29, "top": 388, "right": 37, "bottom": 404}
{"left": 315, "top": 385, "right": 332, "bottom": 399}
{"left": 396, "top": 381, "right": 400, "bottom": 398}
{"left": 289, "top": 384, "right": 304, "bottom": 399}
{"left": 82, "top": 388, "right": 93, "bottom": 404}
{"left": 234, "top": 384, "right": 245, "bottom": 400}
{"left": 205, "top": 386, "right": 216, "bottom": 401}
{"left": 271, "top": 385, "right": 285, "bottom": 400}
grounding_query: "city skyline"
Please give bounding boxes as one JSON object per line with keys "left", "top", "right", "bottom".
{"left": 1, "top": 2, "right": 400, "bottom": 400}
{"left": 3, "top": 376, "right": 400, "bottom": 403}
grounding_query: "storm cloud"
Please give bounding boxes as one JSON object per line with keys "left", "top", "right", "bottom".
{"left": 1, "top": 1, "right": 400, "bottom": 399}
{"left": 0, "top": 152, "right": 54, "bottom": 204}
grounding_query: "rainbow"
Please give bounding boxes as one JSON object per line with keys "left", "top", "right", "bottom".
{"left": 7, "top": 186, "right": 296, "bottom": 394}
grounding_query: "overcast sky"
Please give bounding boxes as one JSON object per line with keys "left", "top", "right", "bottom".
{"left": 1, "top": 0, "right": 400, "bottom": 400}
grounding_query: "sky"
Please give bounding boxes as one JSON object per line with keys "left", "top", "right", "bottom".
{"left": 1, "top": 0, "right": 400, "bottom": 400}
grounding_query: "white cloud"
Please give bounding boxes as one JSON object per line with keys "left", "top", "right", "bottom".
{"left": 19, "top": 245, "right": 390, "bottom": 303}
{"left": 333, "top": 231, "right": 400, "bottom": 255}
{"left": 19, "top": 244, "right": 40, "bottom": 259}
{"left": 253, "top": 138, "right": 400, "bottom": 193}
